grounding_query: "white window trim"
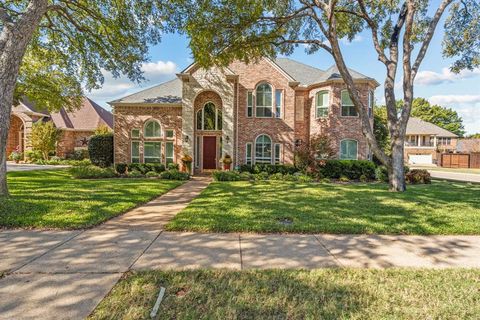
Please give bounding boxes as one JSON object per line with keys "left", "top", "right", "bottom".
{"left": 131, "top": 128, "right": 141, "bottom": 139}
{"left": 246, "top": 91, "right": 254, "bottom": 118}
{"left": 254, "top": 134, "right": 273, "bottom": 164}
{"left": 197, "top": 101, "right": 222, "bottom": 131}
{"left": 340, "top": 90, "right": 359, "bottom": 118}
{"left": 165, "top": 129, "right": 175, "bottom": 139}
{"left": 275, "top": 89, "right": 283, "bottom": 118}
{"left": 315, "top": 90, "right": 330, "bottom": 119}
{"left": 131, "top": 141, "right": 140, "bottom": 163}
{"left": 255, "top": 82, "right": 274, "bottom": 118}
{"left": 339, "top": 139, "right": 359, "bottom": 160}
{"left": 143, "top": 119, "right": 162, "bottom": 138}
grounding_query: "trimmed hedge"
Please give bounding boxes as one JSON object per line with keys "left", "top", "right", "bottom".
{"left": 212, "top": 171, "right": 241, "bottom": 181}
{"left": 88, "top": 134, "right": 114, "bottom": 167}
{"left": 128, "top": 163, "right": 166, "bottom": 174}
{"left": 69, "top": 165, "right": 116, "bottom": 179}
{"left": 160, "top": 169, "right": 190, "bottom": 180}
{"left": 239, "top": 164, "right": 299, "bottom": 175}
{"left": 318, "top": 160, "right": 376, "bottom": 180}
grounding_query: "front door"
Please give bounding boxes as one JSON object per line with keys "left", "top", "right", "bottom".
{"left": 202, "top": 136, "right": 217, "bottom": 170}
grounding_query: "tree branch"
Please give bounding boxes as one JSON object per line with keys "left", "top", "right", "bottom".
{"left": 356, "top": 0, "right": 389, "bottom": 64}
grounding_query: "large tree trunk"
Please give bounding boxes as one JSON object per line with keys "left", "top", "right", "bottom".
{"left": 0, "top": 0, "right": 48, "bottom": 196}
{"left": 388, "top": 139, "right": 406, "bottom": 192}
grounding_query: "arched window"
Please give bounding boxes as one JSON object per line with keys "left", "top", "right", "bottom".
{"left": 316, "top": 91, "right": 329, "bottom": 118}
{"left": 255, "top": 83, "right": 273, "bottom": 117}
{"left": 255, "top": 134, "right": 272, "bottom": 163}
{"left": 144, "top": 120, "right": 161, "bottom": 138}
{"left": 196, "top": 102, "right": 222, "bottom": 130}
{"left": 341, "top": 90, "right": 358, "bottom": 117}
{"left": 340, "top": 139, "right": 358, "bottom": 160}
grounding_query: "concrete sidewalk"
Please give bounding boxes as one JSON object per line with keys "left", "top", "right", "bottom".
{"left": 428, "top": 170, "right": 480, "bottom": 183}
{"left": 1, "top": 176, "right": 480, "bottom": 319}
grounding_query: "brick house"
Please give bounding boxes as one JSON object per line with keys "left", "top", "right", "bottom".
{"left": 110, "top": 58, "right": 378, "bottom": 173}
{"left": 404, "top": 117, "right": 458, "bottom": 165}
{"left": 7, "top": 97, "right": 113, "bottom": 159}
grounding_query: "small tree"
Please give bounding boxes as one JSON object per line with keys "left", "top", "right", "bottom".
{"left": 30, "top": 121, "right": 60, "bottom": 160}
{"left": 94, "top": 125, "right": 111, "bottom": 135}
{"left": 294, "top": 134, "right": 335, "bottom": 171}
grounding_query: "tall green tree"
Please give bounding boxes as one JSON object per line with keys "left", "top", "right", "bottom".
{"left": 172, "top": 0, "right": 479, "bottom": 191}
{"left": 411, "top": 98, "right": 465, "bottom": 136}
{"left": 0, "top": 0, "right": 174, "bottom": 196}
{"left": 30, "top": 121, "right": 60, "bottom": 160}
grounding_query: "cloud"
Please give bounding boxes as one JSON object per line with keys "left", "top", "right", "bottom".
{"left": 428, "top": 95, "right": 480, "bottom": 134}
{"left": 341, "top": 35, "right": 363, "bottom": 46}
{"left": 415, "top": 67, "right": 480, "bottom": 85}
{"left": 87, "top": 60, "right": 178, "bottom": 107}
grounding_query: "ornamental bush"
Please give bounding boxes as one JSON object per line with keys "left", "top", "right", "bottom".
{"left": 115, "top": 163, "right": 127, "bottom": 174}
{"left": 212, "top": 170, "right": 240, "bottom": 181}
{"left": 145, "top": 171, "right": 159, "bottom": 178}
{"left": 88, "top": 133, "right": 114, "bottom": 167}
{"left": 239, "top": 164, "right": 298, "bottom": 175}
{"left": 69, "top": 165, "right": 116, "bottom": 179}
{"left": 405, "top": 169, "right": 431, "bottom": 184}
{"left": 318, "top": 160, "right": 376, "bottom": 180}
{"left": 160, "top": 169, "right": 190, "bottom": 180}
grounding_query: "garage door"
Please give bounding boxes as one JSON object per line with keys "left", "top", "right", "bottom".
{"left": 408, "top": 154, "right": 432, "bottom": 165}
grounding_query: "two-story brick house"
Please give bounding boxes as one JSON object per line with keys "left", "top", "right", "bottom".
{"left": 110, "top": 58, "right": 378, "bottom": 173}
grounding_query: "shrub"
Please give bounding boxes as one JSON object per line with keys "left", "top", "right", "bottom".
{"left": 269, "top": 173, "right": 284, "bottom": 180}
{"left": 405, "top": 169, "right": 431, "bottom": 184}
{"left": 319, "top": 160, "right": 375, "bottom": 180}
{"left": 320, "top": 178, "right": 331, "bottom": 183}
{"left": 128, "top": 163, "right": 151, "bottom": 174}
{"left": 375, "top": 165, "right": 389, "bottom": 182}
{"left": 160, "top": 169, "right": 190, "bottom": 180}
{"left": 297, "top": 174, "right": 314, "bottom": 183}
{"left": 166, "top": 163, "right": 178, "bottom": 170}
{"left": 283, "top": 174, "right": 298, "bottom": 181}
{"left": 152, "top": 163, "right": 166, "bottom": 173}
{"left": 31, "top": 121, "right": 61, "bottom": 160}
{"left": 67, "top": 149, "right": 89, "bottom": 160}
{"left": 115, "top": 163, "right": 127, "bottom": 174}
{"left": 69, "top": 165, "right": 116, "bottom": 179}
{"left": 212, "top": 170, "right": 240, "bottom": 181}
{"left": 239, "top": 172, "right": 253, "bottom": 181}
{"left": 239, "top": 164, "right": 298, "bottom": 175}
{"left": 25, "top": 150, "right": 43, "bottom": 162}
{"left": 239, "top": 164, "right": 254, "bottom": 173}
{"left": 253, "top": 172, "right": 269, "bottom": 180}
{"left": 127, "top": 170, "right": 144, "bottom": 178}
{"left": 339, "top": 176, "right": 350, "bottom": 182}
{"left": 88, "top": 133, "right": 114, "bottom": 167}
{"left": 145, "top": 171, "right": 159, "bottom": 178}
{"left": 360, "top": 174, "right": 368, "bottom": 182}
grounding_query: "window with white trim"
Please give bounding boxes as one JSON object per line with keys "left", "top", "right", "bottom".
{"left": 275, "top": 89, "right": 282, "bottom": 118}
{"left": 166, "top": 129, "right": 174, "bottom": 139}
{"left": 368, "top": 90, "right": 374, "bottom": 118}
{"left": 274, "top": 143, "right": 281, "bottom": 164}
{"left": 165, "top": 141, "right": 174, "bottom": 164}
{"left": 341, "top": 90, "right": 358, "bottom": 117}
{"left": 255, "top": 135, "right": 272, "bottom": 163}
{"left": 256, "top": 83, "right": 273, "bottom": 117}
{"left": 196, "top": 102, "right": 222, "bottom": 130}
{"left": 144, "top": 141, "right": 161, "bottom": 163}
{"left": 246, "top": 143, "right": 252, "bottom": 165}
{"left": 131, "top": 129, "right": 140, "bottom": 139}
{"left": 316, "top": 91, "right": 329, "bottom": 118}
{"left": 340, "top": 139, "right": 358, "bottom": 160}
{"left": 144, "top": 120, "right": 161, "bottom": 137}
{"left": 131, "top": 141, "right": 140, "bottom": 163}
{"left": 247, "top": 91, "right": 253, "bottom": 117}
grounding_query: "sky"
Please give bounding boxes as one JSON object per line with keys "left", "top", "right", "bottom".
{"left": 88, "top": 21, "right": 480, "bottom": 135}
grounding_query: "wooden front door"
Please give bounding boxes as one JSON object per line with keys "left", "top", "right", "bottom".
{"left": 202, "top": 136, "right": 217, "bottom": 170}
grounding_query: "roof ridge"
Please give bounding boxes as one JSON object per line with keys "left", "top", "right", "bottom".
{"left": 109, "top": 77, "right": 179, "bottom": 104}
{"left": 275, "top": 57, "right": 326, "bottom": 72}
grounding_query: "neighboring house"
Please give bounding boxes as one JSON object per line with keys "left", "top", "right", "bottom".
{"left": 110, "top": 58, "right": 378, "bottom": 174}
{"left": 404, "top": 117, "right": 458, "bottom": 165}
{"left": 7, "top": 97, "right": 113, "bottom": 159}
{"left": 456, "top": 139, "right": 480, "bottom": 153}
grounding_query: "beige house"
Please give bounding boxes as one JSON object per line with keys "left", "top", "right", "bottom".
{"left": 404, "top": 117, "right": 458, "bottom": 165}
{"left": 110, "top": 58, "right": 379, "bottom": 174}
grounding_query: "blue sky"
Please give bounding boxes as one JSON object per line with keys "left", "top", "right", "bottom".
{"left": 89, "top": 26, "right": 480, "bottom": 135}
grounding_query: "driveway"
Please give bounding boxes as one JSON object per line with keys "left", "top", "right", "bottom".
{"left": 6, "top": 162, "right": 69, "bottom": 172}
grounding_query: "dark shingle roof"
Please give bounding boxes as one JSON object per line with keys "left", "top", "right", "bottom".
{"left": 110, "top": 78, "right": 182, "bottom": 104}
{"left": 49, "top": 97, "right": 113, "bottom": 130}
{"left": 406, "top": 117, "right": 458, "bottom": 137}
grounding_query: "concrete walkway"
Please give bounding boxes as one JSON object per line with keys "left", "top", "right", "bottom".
{"left": 1, "top": 176, "right": 480, "bottom": 319}
{"left": 6, "top": 162, "right": 70, "bottom": 172}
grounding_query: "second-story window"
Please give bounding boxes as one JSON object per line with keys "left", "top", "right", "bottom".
{"left": 256, "top": 83, "right": 273, "bottom": 117}
{"left": 341, "top": 90, "right": 358, "bottom": 117}
{"left": 316, "top": 91, "right": 329, "bottom": 118}
{"left": 275, "top": 89, "right": 283, "bottom": 118}
{"left": 247, "top": 91, "right": 253, "bottom": 117}
{"left": 197, "top": 102, "right": 222, "bottom": 130}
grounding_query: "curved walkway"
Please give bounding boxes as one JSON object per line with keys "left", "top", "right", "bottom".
{"left": 1, "top": 176, "right": 479, "bottom": 319}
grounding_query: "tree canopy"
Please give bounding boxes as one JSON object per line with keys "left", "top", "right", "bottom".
{"left": 411, "top": 98, "right": 465, "bottom": 136}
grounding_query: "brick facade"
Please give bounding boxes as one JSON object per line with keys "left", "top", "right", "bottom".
{"left": 56, "top": 130, "right": 94, "bottom": 158}
{"left": 6, "top": 114, "right": 24, "bottom": 157}
{"left": 112, "top": 58, "right": 378, "bottom": 172}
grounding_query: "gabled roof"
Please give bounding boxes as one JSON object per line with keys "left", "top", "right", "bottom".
{"left": 109, "top": 78, "right": 182, "bottom": 105}
{"left": 50, "top": 97, "right": 113, "bottom": 131}
{"left": 406, "top": 117, "right": 458, "bottom": 137}
{"left": 11, "top": 99, "right": 49, "bottom": 117}
{"left": 273, "top": 58, "right": 376, "bottom": 86}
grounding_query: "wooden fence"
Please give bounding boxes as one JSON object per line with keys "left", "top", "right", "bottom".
{"left": 441, "top": 153, "right": 480, "bottom": 168}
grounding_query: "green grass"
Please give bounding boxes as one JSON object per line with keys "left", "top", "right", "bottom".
{"left": 89, "top": 269, "right": 480, "bottom": 320}
{"left": 0, "top": 170, "right": 182, "bottom": 229}
{"left": 166, "top": 181, "right": 480, "bottom": 234}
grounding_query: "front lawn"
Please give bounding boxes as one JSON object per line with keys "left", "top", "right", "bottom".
{"left": 89, "top": 269, "right": 480, "bottom": 320}
{"left": 166, "top": 181, "right": 480, "bottom": 234}
{"left": 0, "top": 170, "right": 182, "bottom": 229}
